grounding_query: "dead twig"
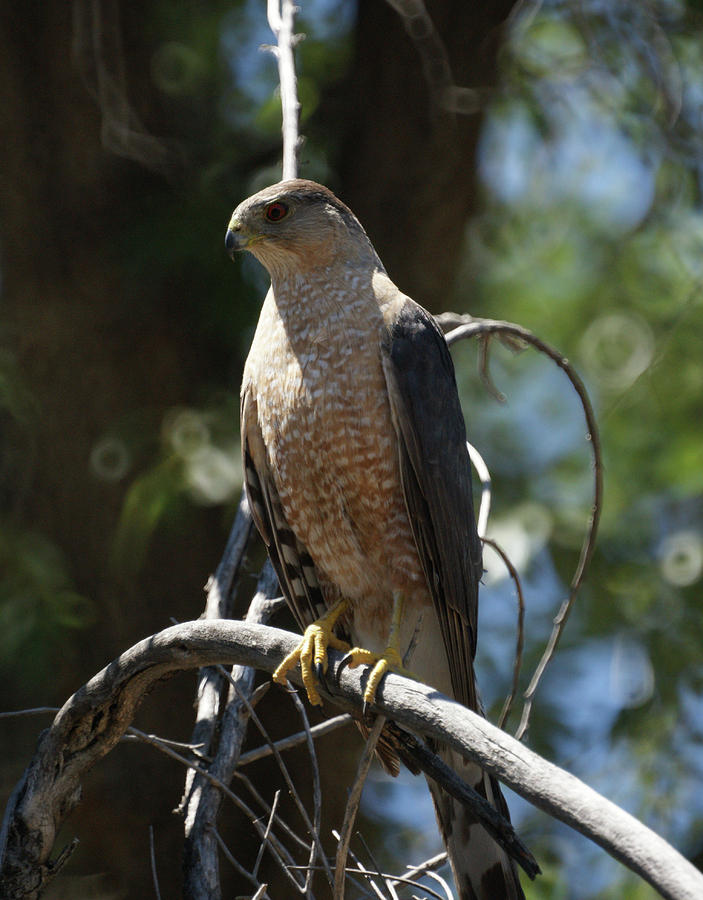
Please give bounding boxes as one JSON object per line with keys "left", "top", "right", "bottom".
{"left": 481, "top": 536, "right": 526, "bottom": 731}
{"left": 266, "top": 0, "right": 302, "bottom": 180}
{"left": 288, "top": 687, "right": 324, "bottom": 895}
{"left": 443, "top": 316, "right": 603, "bottom": 740}
{"left": 466, "top": 440, "right": 492, "bottom": 539}
{"left": 149, "top": 824, "right": 162, "bottom": 900}
{"left": 334, "top": 714, "right": 387, "bottom": 899}
{"left": 237, "top": 713, "right": 352, "bottom": 767}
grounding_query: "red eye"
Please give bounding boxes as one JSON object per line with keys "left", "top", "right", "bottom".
{"left": 265, "top": 201, "right": 288, "bottom": 222}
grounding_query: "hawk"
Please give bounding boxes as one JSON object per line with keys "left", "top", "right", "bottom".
{"left": 226, "top": 179, "right": 524, "bottom": 899}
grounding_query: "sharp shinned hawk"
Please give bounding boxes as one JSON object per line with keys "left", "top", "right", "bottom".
{"left": 226, "top": 179, "right": 524, "bottom": 900}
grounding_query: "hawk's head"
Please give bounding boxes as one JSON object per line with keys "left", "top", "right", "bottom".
{"left": 225, "top": 179, "right": 376, "bottom": 275}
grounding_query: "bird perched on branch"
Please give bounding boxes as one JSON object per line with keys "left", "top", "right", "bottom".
{"left": 226, "top": 179, "right": 525, "bottom": 899}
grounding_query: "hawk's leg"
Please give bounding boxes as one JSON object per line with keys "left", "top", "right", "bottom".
{"left": 346, "top": 592, "right": 415, "bottom": 709}
{"left": 272, "top": 598, "right": 351, "bottom": 706}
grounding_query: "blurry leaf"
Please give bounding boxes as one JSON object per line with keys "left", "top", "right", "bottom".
{"left": 110, "top": 457, "right": 185, "bottom": 576}
{"left": 0, "top": 524, "right": 94, "bottom": 677}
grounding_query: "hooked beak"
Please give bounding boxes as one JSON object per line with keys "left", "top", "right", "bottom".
{"left": 225, "top": 219, "right": 250, "bottom": 258}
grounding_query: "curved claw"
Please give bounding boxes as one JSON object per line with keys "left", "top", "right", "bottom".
{"left": 346, "top": 645, "right": 410, "bottom": 707}
{"left": 272, "top": 602, "right": 350, "bottom": 705}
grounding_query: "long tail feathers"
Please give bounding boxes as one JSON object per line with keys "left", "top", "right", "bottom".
{"left": 428, "top": 748, "right": 525, "bottom": 900}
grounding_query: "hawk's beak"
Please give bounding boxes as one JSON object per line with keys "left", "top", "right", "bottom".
{"left": 225, "top": 217, "right": 255, "bottom": 257}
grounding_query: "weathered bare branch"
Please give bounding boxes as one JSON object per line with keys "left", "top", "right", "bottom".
{"left": 2, "top": 619, "right": 702, "bottom": 900}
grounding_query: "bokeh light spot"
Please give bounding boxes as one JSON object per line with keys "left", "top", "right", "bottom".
{"left": 151, "top": 42, "right": 205, "bottom": 96}
{"left": 165, "top": 408, "right": 210, "bottom": 459}
{"left": 90, "top": 437, "right": 130, "bottom": 482}
{"left": 659, "top": 530, "right": 703, "bottom": 586}
{"left": 579, "top": 311, "right": 655, "bottom": 391}
{"left": 186, "top": 446, "right": 241, "bottom": 505}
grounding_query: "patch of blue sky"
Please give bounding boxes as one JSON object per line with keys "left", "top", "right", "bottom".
{"left": 542, "top": 636, "right": 654, "bottom": 759}
{"left": 479, "top": 89, "right": 658, "bottom": 232}
{"left": 469, "top": 358, "right": 592, "bottom": 475}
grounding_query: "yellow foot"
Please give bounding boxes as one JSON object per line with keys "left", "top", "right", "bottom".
{"left": 273, "top": 601, "right": 350, "bottom": 705}
{"left": 345, "top": 645, "right": 414, "bottom": 708}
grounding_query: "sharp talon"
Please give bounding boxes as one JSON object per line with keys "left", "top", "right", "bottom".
{"left": 270, "top": 599, "right": 350, "bottom": 706}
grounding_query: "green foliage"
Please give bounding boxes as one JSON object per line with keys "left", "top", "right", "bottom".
{"left": 2, "top": 0, "right": 702, "bottom": 895}
{"left": 109, "top": 401, "right": 242, "bottom": 576}
{"left": 0, "top": 524, "right": 95, "bottom": 680}
{"left": 449, "top": 1, "right": 703, "bottom": 891}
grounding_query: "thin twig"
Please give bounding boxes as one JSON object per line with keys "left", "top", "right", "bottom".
{"left": 466, "top": 440, "right": 491, "bottom": 538}
{"left": 0, "top": 707, "right": 59, "bottom": 719}
{"left": 233, "top": 768, "right": 310, "bottom": 852}
{"left": 266, "top": 0, "right": 301, "bottom": 180}
{"left": 288, "top": 688, "right": 323, "bottom": 895}
{"left": 355, "top": 831, "right": 399, "bottom": 900}
{"left": 238, "top": 713, "right": 352, "bottom": 766}
{"left": 226, "top": 676, "right": 335, "bottom": 889}
{"left": 288, "top": 863, "right": 381, "bottom": 900}
{"left": 131, "top": 721, "right": 304, "bottom": 890}
{"left": 331, "top": 832, "right": 389, "bottom": 900}
{"left": 422, "top": 868, "right": 455, "bottom": 900}
{"left": 481, "top": 536, "right": 526, "bottom": 731}
{"left": 252, "top": 789, "right": 280, "bottom": 880}
{"left": 334, "top": 714, "right": 387, "bottom": 899}
{"left": 149, "top": 824, "right": 162, "bottom": 900}
{"left": 402, "top": 852, "right": 448, "bottom": 882}
{"left": 347, "top": 867, "right": 451, "bottom": 900}
{"left": 445, "top": 317, "right": 603, "bottom": 739}
{"left": 124, "top": 729, "right": 210, "bottom": 760}
{"left": 211, "top": 827, "right": 271, "bottom": 899}
{"left": 229, "top": 770, "right": 311, "bottom": 894}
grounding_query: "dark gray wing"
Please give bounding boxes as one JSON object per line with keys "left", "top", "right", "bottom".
{"left": 241, "top": 388, "right": 325, "bottom": 632}
{"left": 381, "top": 301, "right": 483, "bottom": 710}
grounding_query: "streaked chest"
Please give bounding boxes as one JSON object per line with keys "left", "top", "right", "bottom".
{"left": 242, "top": 281, "right": 408, "bottom": 593}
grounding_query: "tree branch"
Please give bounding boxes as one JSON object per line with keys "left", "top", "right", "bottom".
{"left": 2, "top": 620, "right": 701, "bottom": 900}
{"left": 441, "top": 314, "right": 604, "bottom": 738}
{"left": 266, "top": 0, "right": 301, "bottom": 180}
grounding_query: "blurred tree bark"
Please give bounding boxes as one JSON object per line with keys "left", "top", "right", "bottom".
{"left": 0, "top": 0, "right": 514, "bottom": 896}
{"left": 337, "top": 0, "right": 514, "bottom": 311}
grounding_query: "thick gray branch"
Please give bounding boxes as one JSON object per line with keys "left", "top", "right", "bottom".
{"left": 1, "top": 620, "right": 701, "bottom": 900}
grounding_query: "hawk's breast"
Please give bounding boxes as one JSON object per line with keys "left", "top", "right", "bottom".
{"left": 244, "top": 289, "right": 425, "bottom": 604}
